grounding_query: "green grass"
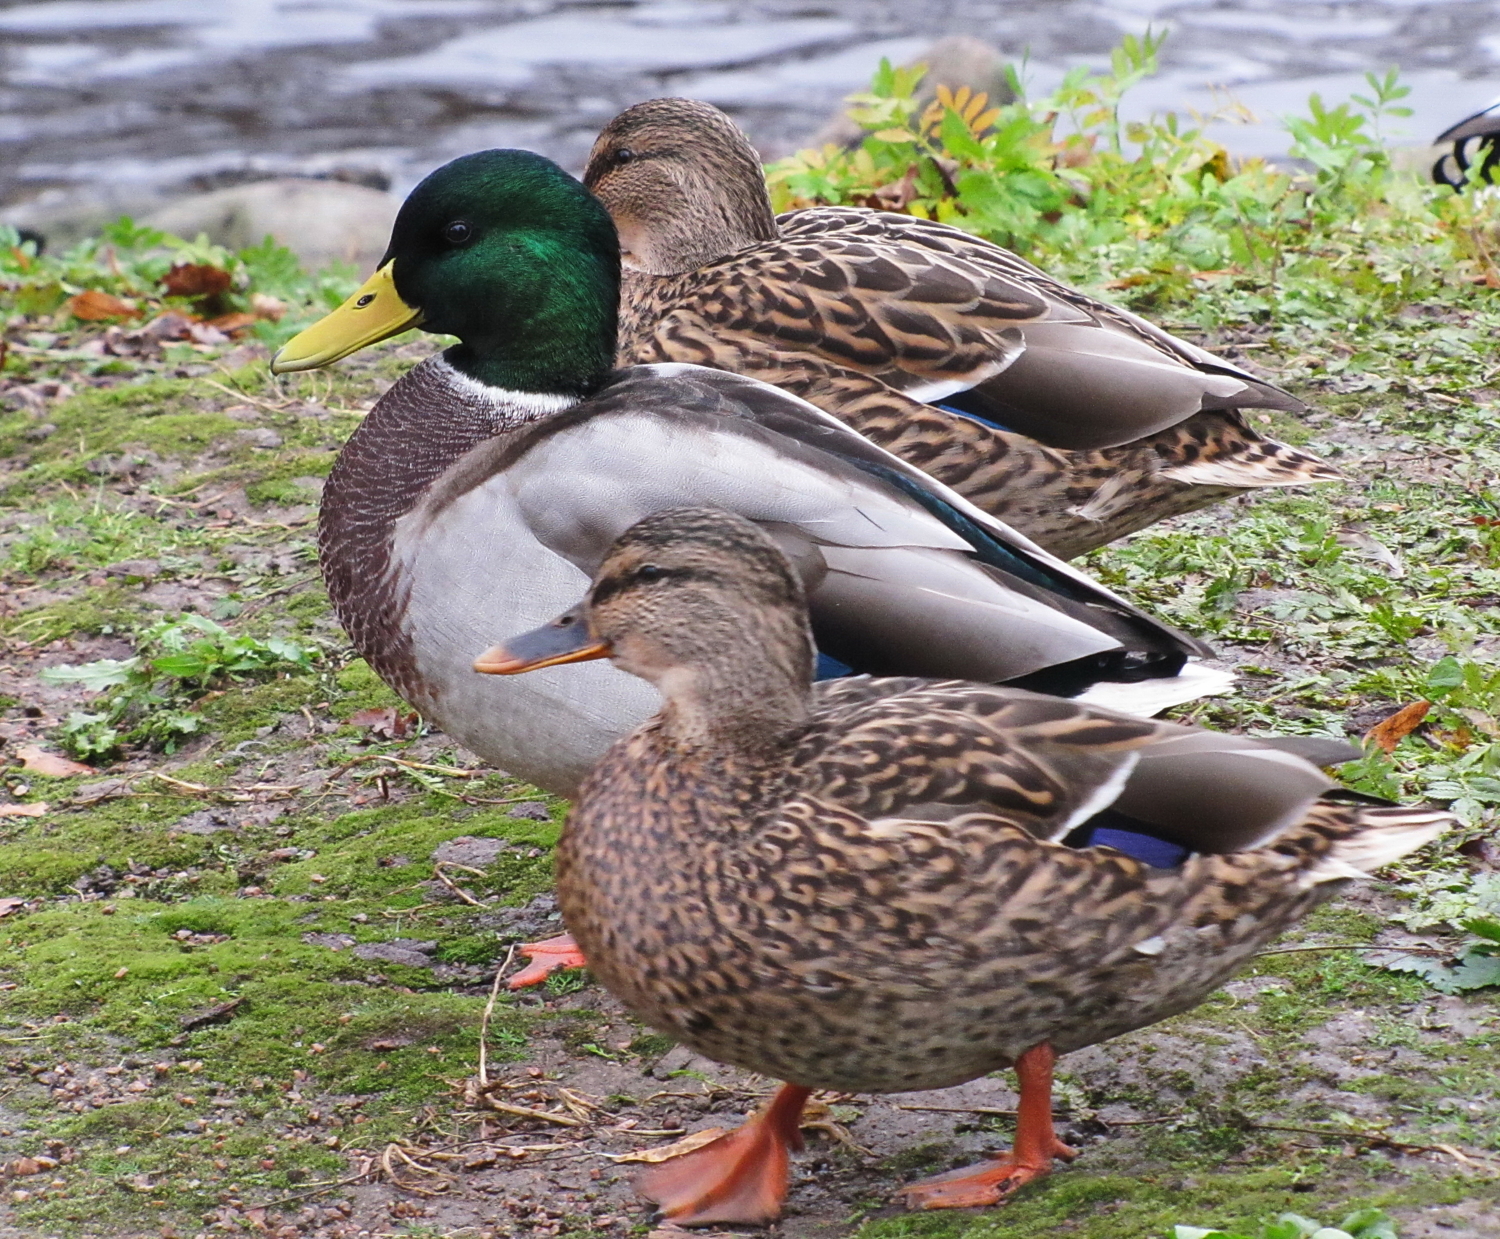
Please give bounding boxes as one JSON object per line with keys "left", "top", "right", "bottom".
{"left": 1, "top": 36, "right": 1498, "bottom": 1236}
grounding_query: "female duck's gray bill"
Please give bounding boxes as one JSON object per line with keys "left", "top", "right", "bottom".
{"left": 473, "top": 606, "right": 610, "bottom": 675}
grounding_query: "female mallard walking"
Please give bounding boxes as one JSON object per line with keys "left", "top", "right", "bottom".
{"left": 478, "top": 506, "right": 1450, "bottom": 1225}
{"left": 583, "top": 99, "right": 1340, "bottom": 559}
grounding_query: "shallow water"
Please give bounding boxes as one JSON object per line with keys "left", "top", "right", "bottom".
{"left": 1, "top": 0, "right": 1497, "bottom": 222}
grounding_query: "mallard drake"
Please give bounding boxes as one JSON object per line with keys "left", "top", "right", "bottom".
{"left": 476, "top": 505, "right": 1452, "bottom": 1226}
{"left": 269, "top": 148, "right": 1226, "bottom": 984}
{"left": 270, "top": 146, "right": 1230, "bottom": 798}
{"left": 582, "top": 99, "right": 1341, "bottom": 559}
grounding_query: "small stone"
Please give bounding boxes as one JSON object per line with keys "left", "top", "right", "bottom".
{"left": 351, "top": 939, "right": 437, "bottom": 969}
{"left": 105, "top": 558, "right": 160, "bottom": 580}
{"left": 432, "top": 836, "right": 508, "bottom": 868}
{"left": 235, "top": 427, "right": 283, "bottom": 449}
{"left": 508, "top": 802, "right": 551, "bottom": 822}
{"left": 301, "top": 933, "right": 356, "bottom": 952}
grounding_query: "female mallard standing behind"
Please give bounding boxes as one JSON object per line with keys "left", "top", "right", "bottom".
{"left": 477, "top": 506, "right": 1450, "bottom": 1226}
{"left": 583, "top": 99, "right": 1340, "bottom": 559}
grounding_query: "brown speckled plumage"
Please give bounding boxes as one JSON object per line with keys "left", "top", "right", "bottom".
{"left": 584, "top": 100, "right": 1341, "bottom": 559}
{"left": 519, "top": 508, "right": 1451, "bottom": 1098}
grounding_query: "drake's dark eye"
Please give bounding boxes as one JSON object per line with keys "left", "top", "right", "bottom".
{"left": 443, "top": 220, "right": 472, "bottom": 245}
{"left": 614, "top": 147, "right": 637, "bottom": 165}
{"left": 635, "top": 564, "right": 665, "bottom": 582}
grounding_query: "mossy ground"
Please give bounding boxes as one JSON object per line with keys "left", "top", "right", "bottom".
{"left": 3, "top": 173, "right": 1499, "bottom": 1239}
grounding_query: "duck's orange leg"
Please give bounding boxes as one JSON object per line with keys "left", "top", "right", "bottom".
{"left": 637, "top": 1083, "right": 811, "bottom": 1226}
{"left": 506, "top": 933, "right": 588, "bottom": 989}
{"left": 896, "top": 1042, "right": 1077, "bottom": 1210}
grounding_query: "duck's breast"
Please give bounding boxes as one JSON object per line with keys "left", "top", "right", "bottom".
{"left": 391, "top": 469, "right": 657, "bottom": 797}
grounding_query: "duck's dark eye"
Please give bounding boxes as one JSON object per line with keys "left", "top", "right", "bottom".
{"left": 443, "top": 220, "right": 472, "bottom": 245}
{"left": 614, "top": 147, "right": 637, "bottom": 165}
{"left": 635, "top": 564, "right": 665, "bottom": 582}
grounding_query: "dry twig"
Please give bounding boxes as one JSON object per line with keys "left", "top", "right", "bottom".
{"left": 477, "top": 945, "right": 517, "bottom": 1088}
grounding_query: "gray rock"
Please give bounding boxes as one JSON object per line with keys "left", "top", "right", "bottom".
{"left": 144, "top": 179, "right": 397, "bottom": 273}
{"left": 352, "top": 939, "right": 438, "bottom": 969}
{"left": 303, "top": 932, "right": 357, "bottom": 952}
{"left": 235, "top": 427, "right": 283, "bottom": 450}
{"left": 173, "top": 809, "right": 230, "bottom": 835}
{"left": 73, "top": 779, "right": 128, "bottom": 804}
{"left": 105, "top": 558, "right": 161, "bottom": 580}
{"left": 650, "top": 1043, "right": 723, "bottom": 1081}
{"left": 508, "top": 802, "right": 551, "bottom": 822}
{"left": 432, "top": 836, "right": 509, "bottom": 868}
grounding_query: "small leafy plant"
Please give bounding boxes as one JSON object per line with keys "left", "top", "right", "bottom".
{"left": 40, "top": 613, "right": 317, "bottom": 759}
{"left": 0, "top": 215, "right": 358, "bottom": 347}
{"left": 1376, "top": 915, "right": 1500, "bottom": 994}
{"left": 768, "top": 41, "right": 1497, "bottom": 322}
{"left": 1176, "top": 1209, "right": 1398, "bottom": 1239}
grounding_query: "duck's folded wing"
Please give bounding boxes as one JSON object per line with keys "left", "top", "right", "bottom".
{"left": 776, "top": 207, "right": 1303, "bottom": 450}
{"left": 799, "top": 681, "right": 1343, "bottom": 855}
{"left": 798, "top": 683, "right": 1162, "bottom": 838}
{"left": 448, "top": 364, "right": 1211, "bottom": 694}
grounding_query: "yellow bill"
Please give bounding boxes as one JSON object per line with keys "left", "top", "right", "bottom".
{"left": 270, "top": 262, "right": 423, "bottom": 373}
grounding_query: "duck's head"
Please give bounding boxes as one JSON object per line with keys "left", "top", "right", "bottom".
{"left": 475, "top": 507, "right": 815, "bottom": 745}
{"left": 583, "top": 98, "right": 778, "bottom": 276}
{"left": 271, "top": 149, "right": 620, "bottom": 395}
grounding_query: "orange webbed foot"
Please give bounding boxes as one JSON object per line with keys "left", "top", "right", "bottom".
{"left": 897, "top": 1041, "right": 1075, "bottom": 1212}
{"left": 637, "top": 1084, "right": 810, "bottom": 1226}
{"left": 506, "top": 933, "right": 588, "bottom": 989}
{"left": 894, "top": 1136, "right": 1078, "bottom": 1210}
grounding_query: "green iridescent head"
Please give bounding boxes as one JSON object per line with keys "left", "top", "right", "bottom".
{"left": 272, "top": 149, "right": 620, "bottom": 395}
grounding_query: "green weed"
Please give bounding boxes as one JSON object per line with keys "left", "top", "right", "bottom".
{"left": 1175, "top": 1208, "right": 1398, "bottom": 1239}
{"left": 41, "top": 613, "right": 318, "bottom": 758}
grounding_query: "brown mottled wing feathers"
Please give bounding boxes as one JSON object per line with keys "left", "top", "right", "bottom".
{"left": 790, "top": 681, "right": 1160, "bottom": 838}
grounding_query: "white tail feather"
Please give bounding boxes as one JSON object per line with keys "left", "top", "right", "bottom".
{"left": 1309, "top": 808, "right": 1455, "bottom": 884}
{"left": 1074, "top": 661, "right": 1237, "bottom": 719}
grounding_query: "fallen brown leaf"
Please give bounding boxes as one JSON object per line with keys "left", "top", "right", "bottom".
{"left": 347, "top": 706, "right": 415, "bottom": 739}
{"left": 604, "top": 1126, "right": 726, "bottom": 1164}
{"left": 67, "top": 290, "right": 137, "bottom": 321}
{"left": 0, "top": 803, "right": 47, "bottom": 818}
{"left": 9, "top": 1158, "right": 40, "bottom": 1177}
{"left": 0, "top": 898, "right": 25, "bottom": 918}
{"left": 16, "top": 744, "right": 92, "bottom": 778}
{"left": 207, "top": 312, "right": 258, "bottom": 334}
{"left": 162, "top": 263, "right": 232, "bottom": 298}
{"left": 1365, "top": 700, "right": 1432, "bottom": 754}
